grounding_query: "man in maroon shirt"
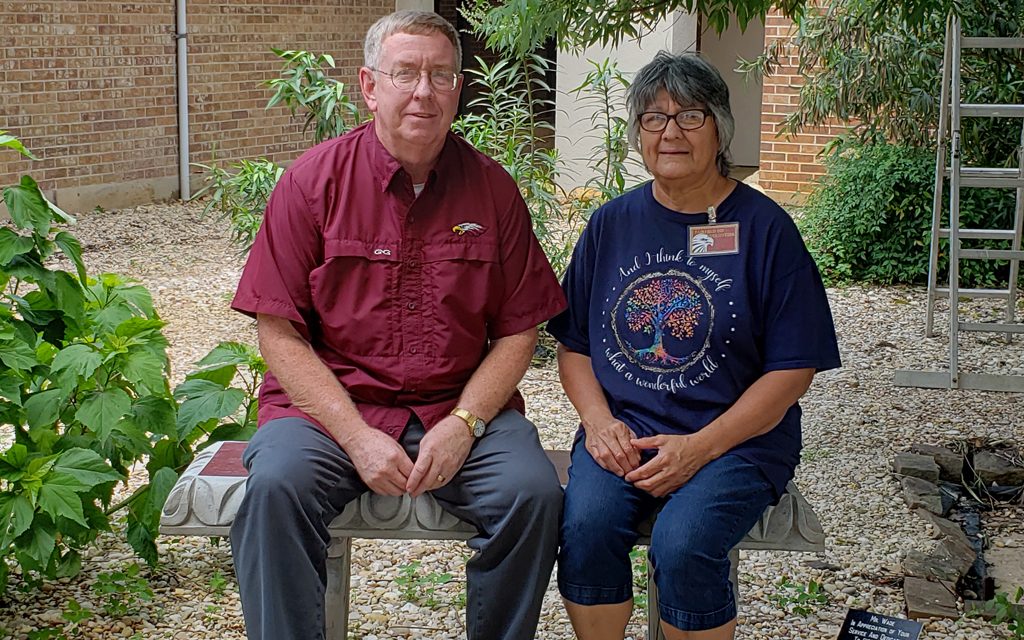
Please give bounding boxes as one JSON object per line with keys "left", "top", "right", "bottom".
{"left": 228, "top": 10, "right": 567, "bottom": 640}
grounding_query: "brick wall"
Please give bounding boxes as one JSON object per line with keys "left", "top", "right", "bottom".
{"left": 0, "top": 1, "right": 391, "bottom": 213}
{"left": 758, "top": 9, "right": 847, "bottom": 202}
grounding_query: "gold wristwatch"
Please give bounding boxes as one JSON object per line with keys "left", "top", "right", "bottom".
{"left": 450, "top": 407, "right": 486, "bottom": 438}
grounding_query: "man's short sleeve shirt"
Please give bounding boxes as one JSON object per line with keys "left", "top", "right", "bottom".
{"left": 232, "top": 121, "right": 566, "bottom": 437}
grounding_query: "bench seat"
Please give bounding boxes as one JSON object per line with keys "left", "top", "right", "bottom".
{"left": 161, "top": 440, "right": 825, "bottom": 640}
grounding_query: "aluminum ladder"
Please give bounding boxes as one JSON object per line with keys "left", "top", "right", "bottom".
{"left": 895, "top": 14, "right": 1024, "bottom": 393}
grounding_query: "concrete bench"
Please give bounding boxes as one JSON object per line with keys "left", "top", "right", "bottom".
{"left": 160, "top": 440, "right": 825, "bottom": 640}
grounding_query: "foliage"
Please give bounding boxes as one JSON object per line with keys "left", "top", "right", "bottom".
{"left": 978, "top": 587, "right": 1024, "bottom": 639}
{"left": 91, "top": 563, "right": 153, "bottom": 617}
{"left": 567, "top": 59, "right": 637, "bottom": 204}
{"left": 462, "top": 0, "right": 951, "bottom": 59}
{"left": 25, "top": 598, "right": 92, "bottom": 640}
{"left": 192, "top": 156, "right": 284, "bottom": 251}
{"left": 740, "top": 0, "right": 1024, "bottom": 158}
{"left": 395, "top": 560, "right": 462, "bottom": 609}
{"left": 1, "top": 136, "right": 264, "bottom": 592}
{"left": 194, "top": 48, "right": 366, "bottom": 251}
{"left": 769, "top": 576, "right": 829, "bottom": 617}
{"left": 800, "top": 140, "right": 1018, "bottom": 287}
{"left": 265, "top": 49, "right": 365, "bottom": 146}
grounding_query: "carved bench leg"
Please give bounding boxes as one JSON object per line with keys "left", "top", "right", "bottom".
{"left": 646, "top": 548, "right": 740, "bottom": 640}
{"left": 325, "top": 537, "right": 352, "bottom": 640}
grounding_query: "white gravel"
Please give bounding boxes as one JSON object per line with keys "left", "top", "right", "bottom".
{"left": 1, "top": 200, "right": 1022, "bottom": 640}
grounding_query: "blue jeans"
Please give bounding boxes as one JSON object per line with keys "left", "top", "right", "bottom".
{"left": 557, "top": 430, "right": 775, "bottom": 631}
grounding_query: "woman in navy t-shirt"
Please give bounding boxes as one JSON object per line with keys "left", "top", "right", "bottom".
{"left": 548, "top": 52, "right": 841, "bottom": 640}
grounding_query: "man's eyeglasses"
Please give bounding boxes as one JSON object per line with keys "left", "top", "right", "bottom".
{"left": 639, "top": 109, "right": 712, "bottom": 133}
{"left": 372, "top": 68, "right": 460, "bottom": 92}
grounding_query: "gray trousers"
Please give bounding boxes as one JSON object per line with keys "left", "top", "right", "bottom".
{"left": 230, "top": 410, "right": 562, "bottom": 640}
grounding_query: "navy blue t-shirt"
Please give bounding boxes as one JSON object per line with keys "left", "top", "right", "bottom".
{"left": 547, "top": 181, "right": 841, "bottom": 496}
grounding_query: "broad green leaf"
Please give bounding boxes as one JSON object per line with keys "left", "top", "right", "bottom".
{"left": 53, "top": 271, "right": 86, "bottom": 325}
{"left": 174, "top": 379, "right": 245, "bottom": 440}
{"left": 193, "top": 341, "right": 254, "bottom": 369}
{"left": 3, "top": 175, "right": 51, "bottom": 236}
{"left": 0, "top": 494, "right": 35, "bottom": 545}
{"left": 19, "top": 516, "right": 56, "bottom": 569}
{"left": 135, "top": 466, "right": 177, "bottom": 530}
{"left": 127, "top": 395, "right": 177, "bottom": 439}
{"left": 0, "top": 227, "right": 35, "bottom": 264}
{"left": 3, "top": 443, "right": 29, "bottom": 467}
{"left": 111, "top": 283, "right": 155, "bottom": 317}
{"left": 114, "top": 317, "right": 165, "bottom": 339}
{"left": 53, "top": 231, "right": 87, "bottom": 285}
{"left": 54, "top": 549, "right": 82, "bottom": 578}
{"left": 0, "top": 338, "right": 38, "bottom": 371}
{"left": 89, "top": 302, "right": 135, "bottom": 334}
{"left": 0, "top": 131, "right": 39, "bottom": 159}
{"left": 53, "top": 448, "right": 123, "bottom": 486}
{"left": 125, "top": 517, "right": 158, "bottom": 568}
{"left": 75, "top": 387, "right": 132, "bottom": 441}
{"left": 0, "top": 371, "right": 23, "bottom": 406}
{"left": 24, "top": 388, "right": 66, "bottom": 429}
{"left": 38, "top": 475, "right": 88, "bottom": 526}
{"left": 118, "top": 348, "right": 167, "bottom": 392}
{"left": 51, "top": 344, "right": 102, "bottom": 383}
{"left": 204, "top": 421, "right": 257, "bottom": 446}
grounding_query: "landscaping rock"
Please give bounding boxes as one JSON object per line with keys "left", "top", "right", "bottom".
{"left": 914, "top": 509, "right": 977, "bottom": 577}
{"left": 973, "top": 451, "right": 1024, "bottom": 487}
{"left": 901, "top": 477, "right": 943, "bottom": 515}
{"left": 903, "top": 549, "right": 961, "bottom": 582}
{"left": 904, "top": 576, "right": 959, "bottom": 620}
{"left": 893, "top": 452, "right": 940, "bottom": 482}
{"left": 910, "top": 444, "right": 964, "bottom": 481}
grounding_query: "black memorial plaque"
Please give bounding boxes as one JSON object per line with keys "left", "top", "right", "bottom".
{"left": 838, "top": 609, "right": 922, "bottom": 640}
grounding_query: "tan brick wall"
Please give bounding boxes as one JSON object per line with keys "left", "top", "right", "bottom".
{"left": 0, "top": 1, "right": 391, "bottom": 213}
{"left": 758, "top": 10, "right": 847, "bottom": 202}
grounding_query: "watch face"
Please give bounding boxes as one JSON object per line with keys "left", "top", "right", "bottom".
{"left": 472, "top": 420, "right": 486, "bottom": 437}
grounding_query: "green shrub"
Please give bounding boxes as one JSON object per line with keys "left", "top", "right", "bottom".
{"left": 1, "top": 135, "right": 263, "bottom": 592}
{"left": 800, "top": 140, "right": 1018, "bottom": 287}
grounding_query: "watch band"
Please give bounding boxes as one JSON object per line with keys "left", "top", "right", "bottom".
{"left": 450, "top": 407, "right": 484, "bottom": 437}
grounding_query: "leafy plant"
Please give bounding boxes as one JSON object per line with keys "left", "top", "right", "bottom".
{"left": 91, "top": 563, "right": 153, "bottom": 617}
{"left": 769, "top": 576, "right": 829, "bottom": 617}
{"left": 208, "top": 568, "right": 228, "bottom": 597}
{"left": 191, "top": 156, "right": 283, "bottom": 252}
{"left": 973, "top": 587, "right": 1024, "bottom": 639}
{"left": 265, "top": 49, "right": 365, "bottom": 146}
{"left": 799, "top": 140, "right": 1019, "bottom": 287}
{"left": 1, "top": 135, "right": 264, "bottom": 592}
{"left": 193, "top": 48, "right": 366, "bottom": 251}
{"left": 25, "top": 598, "right": 93, "bottom": 640}
{"left": 395, "top": 560, "right": 460, "bottom": 609}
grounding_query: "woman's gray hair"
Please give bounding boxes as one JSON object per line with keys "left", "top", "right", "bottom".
{"left": 626, "top": 52, "right": 735, "bottom": 177}
{"left": 364, "top": 10, "right": 462, "bottom": 71}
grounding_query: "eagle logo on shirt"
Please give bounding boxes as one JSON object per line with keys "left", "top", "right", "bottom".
{"left": 452, "top": 222, "right": 485, "bottom": 236}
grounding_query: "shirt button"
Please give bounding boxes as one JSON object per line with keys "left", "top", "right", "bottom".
{"left": 409, "top": 260, "right": 418, "bottom": 268}
{"left": 410, "top": 347, "right": 418, "bottom": 354}
{"left": 407, "top": 302, "right": 416, "bottom": 310}
{"left": 408, "top": 217, "right": 415, "bottom": 224}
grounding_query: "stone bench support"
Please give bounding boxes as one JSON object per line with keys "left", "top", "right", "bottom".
{"left": 161, "top": 441, "right": 826, "bottom": 640}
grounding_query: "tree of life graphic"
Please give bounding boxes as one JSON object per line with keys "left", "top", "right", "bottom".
{"left": 622, "top": 274, "right": 706, "bottom": 368}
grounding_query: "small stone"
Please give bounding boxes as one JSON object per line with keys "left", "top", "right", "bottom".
{"left": 893, "top": 453, "right": 940, "bottom": 483}
{"left": 901, "top": 477, "right": 943, "bottom": 515}
{"left": 973, "top": 451, "right": 1024, "bottom": 487}
{"left": 904, "top": 576, "right": 959, "bottom": 620}
{"left": 910, "top": 444, "right": 965, "bottom": 481}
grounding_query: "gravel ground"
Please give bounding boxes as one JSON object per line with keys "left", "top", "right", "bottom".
{"left": 1, "top": 200, "right": 1022, "bottom": 640}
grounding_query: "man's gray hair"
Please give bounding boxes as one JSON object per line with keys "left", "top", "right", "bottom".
{"left": 626, "top": 52, "right": 735, "bottom": 177}
{"left": 364, "top": 10, "right": 462, "bottom": 71}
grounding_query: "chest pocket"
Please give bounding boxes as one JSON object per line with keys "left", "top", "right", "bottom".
{"left": 309, "top": 239, "right": 400, "bottom": 355}
{"left": 420, "top": 241, "right": 501, "bottom": 352}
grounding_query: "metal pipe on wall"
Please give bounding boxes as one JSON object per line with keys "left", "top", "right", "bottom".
{"left": 175, "top": 0, "right": 190, "bottom": 201}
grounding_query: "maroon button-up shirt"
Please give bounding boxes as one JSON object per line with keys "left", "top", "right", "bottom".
{"left": 231, "top": 121, "right": 567, "bottom": 439}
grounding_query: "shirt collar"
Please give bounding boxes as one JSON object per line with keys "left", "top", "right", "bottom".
{"left": 365, "top": 119, "right": 455, "bottom": 193}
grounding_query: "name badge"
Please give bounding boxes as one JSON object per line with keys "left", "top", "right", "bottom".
{"left": 688, "top": 222, "right": 739, "bottom": 256}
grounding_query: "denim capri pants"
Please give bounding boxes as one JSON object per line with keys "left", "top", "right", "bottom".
{"left": 557, "top": 431, "right": 776, "bottom": 631}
